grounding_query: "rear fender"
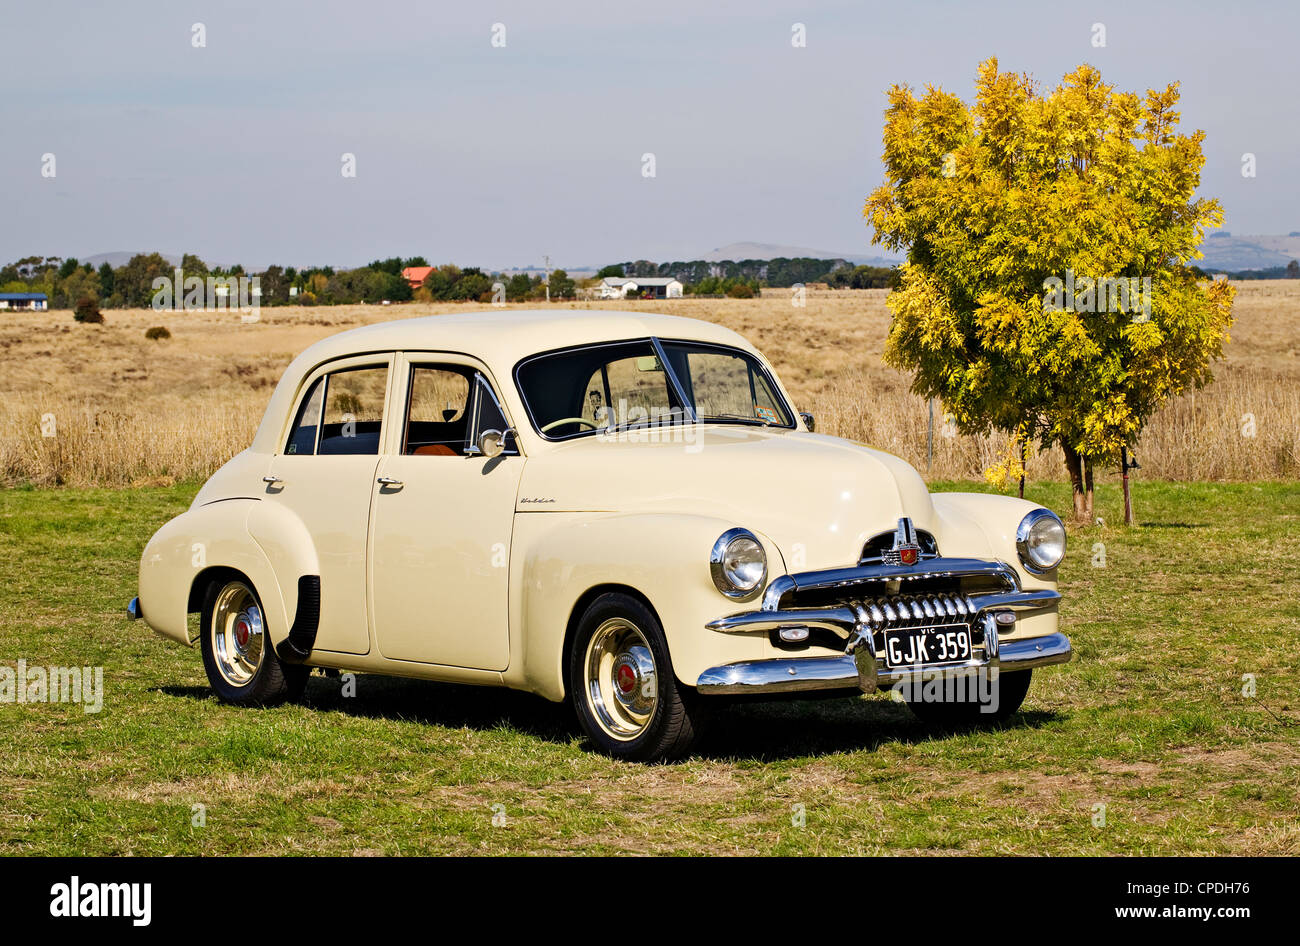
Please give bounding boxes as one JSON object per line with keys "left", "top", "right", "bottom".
{"left": 138, "top": 499, "right": 290, "bottom": 648}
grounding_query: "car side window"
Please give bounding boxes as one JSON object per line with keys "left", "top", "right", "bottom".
{"left": 404, "top": 366, "right": 472, "bottom": 456}
{"left": 284, "top": 376, "right": 326, "bottom": 455}
{"left": 575, "top": 357, "right": 670, "bottom": 428}
{"left": 319, "top": 365, "right": 388, "bottom": 455}
{"left": 285, "top": 364, "right": 389, "bottom": 456}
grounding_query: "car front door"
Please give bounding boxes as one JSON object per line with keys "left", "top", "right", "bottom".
{"left": 264, "top": 354, "right": 394, "bottom": 656}
{"left": 367, "top": 354, "right": 523, "bottom": 670}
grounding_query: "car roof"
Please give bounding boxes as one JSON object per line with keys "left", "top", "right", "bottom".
{"left": 249, "top": 309, "right": 768, "bottom": 455}
{"left": 292, "top": 309, "right": 759, "bottom": 368}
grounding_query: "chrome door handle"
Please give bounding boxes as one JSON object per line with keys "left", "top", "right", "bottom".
{"left": 262, "top": 475, "right": 282, "bottom": 484}
{"left": 377, "top": 476, "right": 404, "bottom": 486}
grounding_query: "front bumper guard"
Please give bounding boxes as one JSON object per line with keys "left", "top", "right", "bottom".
{"left": 697, "top": 558, "right": 1070, "bottom": 695}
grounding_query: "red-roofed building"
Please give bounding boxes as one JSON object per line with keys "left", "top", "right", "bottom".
{"left": 401, "top": 266, "right": 434, "bottom": 290}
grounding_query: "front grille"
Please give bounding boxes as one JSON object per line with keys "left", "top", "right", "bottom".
{"left": 747, "top": 557, "right": 1019, "bottom": 652}
{"left": 854, "top": 591, "right": 976, "bottom": 629}
{"left": 850, "top": 591, "right": 988, "bottom": 655}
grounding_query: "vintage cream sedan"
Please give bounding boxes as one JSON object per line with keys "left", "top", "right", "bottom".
{"left": 129, "top": 310, "right": 1071, "bottom": 761}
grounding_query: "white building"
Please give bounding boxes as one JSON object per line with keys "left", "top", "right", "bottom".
{"left": 598, "top": 277, "right": 683, "bottom": 300}
{"left": 0, "top": 292, "right": 48, "bottom": 311}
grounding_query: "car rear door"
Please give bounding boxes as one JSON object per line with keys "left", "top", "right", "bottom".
{"left": 264, "top": 354, "right": 395, "bottom": 656}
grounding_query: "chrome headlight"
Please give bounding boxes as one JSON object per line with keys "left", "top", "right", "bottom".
{"left": 710, "top": 528, "right": 767, "bottom": 599}
{"left": 1016, "top": 508, "right": 1066, "bottom": 574}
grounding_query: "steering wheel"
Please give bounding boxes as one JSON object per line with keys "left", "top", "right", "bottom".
{"left": 541, "top": 417, "right": 600, "bottom": 433}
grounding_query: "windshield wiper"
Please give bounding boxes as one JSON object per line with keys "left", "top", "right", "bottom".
{"left": 706, "top": 413, "right": 775, "bottom": 426}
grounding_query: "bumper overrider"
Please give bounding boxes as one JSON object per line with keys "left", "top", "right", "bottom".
{"left": 696, "top": 558, "right": 1071, "bottom": 695}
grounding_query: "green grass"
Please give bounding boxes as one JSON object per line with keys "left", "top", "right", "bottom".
{"left": 2, "top": 480, "right": 1298, "bottom": 855}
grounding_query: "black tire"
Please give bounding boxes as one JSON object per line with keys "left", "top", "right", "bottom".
{"left": 199, "top": 576, "right": 309, "bottom": 707}
{"left": 905, "top": 668, "right": 1033, "bottom": 727}
{"left": 569, "top": 593, "right": 703, "bottom": 762}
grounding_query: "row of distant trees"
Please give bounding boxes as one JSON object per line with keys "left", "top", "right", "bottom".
{"left": 0, "top": 254, "right": 568, "bottom": 308}
{"left": 4, "top": 248, "right": 1292, "bottom": 312}
{"left": 1, "top": 253, "right": 900, "bottom": 309}
{"left": 1214, "top": 260, "right": 1300, "bottom": 280}
{"left": 607, "top": 257, "right": 899, "bottom": 290}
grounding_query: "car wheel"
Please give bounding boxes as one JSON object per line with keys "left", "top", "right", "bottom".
{"left": 569, "top": 593, "right": 702, "bottom": 762}
{"left": 905, "top": 668, "right": 1033, "bottom": 727}
{"left": 200, "top": 577, "right": 309, "bottom": 706}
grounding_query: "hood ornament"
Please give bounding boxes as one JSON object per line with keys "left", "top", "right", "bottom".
{"left": 882, "top": 517, "right": 921, "bottom": 566}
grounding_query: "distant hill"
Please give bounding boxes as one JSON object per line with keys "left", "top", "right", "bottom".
{"left": 1198, "top": 234, "right": 1300, "bottom": 272}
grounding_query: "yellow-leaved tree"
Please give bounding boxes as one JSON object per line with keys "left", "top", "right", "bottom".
{"left": 864, "top": 58, "right": 1235, "bottom": 521}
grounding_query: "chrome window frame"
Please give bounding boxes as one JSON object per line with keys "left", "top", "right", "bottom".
{"left": 464, "top": 371, "right": 520, "bottom": 456}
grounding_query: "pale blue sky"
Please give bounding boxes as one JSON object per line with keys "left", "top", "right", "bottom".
{"left": 2, "top": 0, "right": 1295, "bottom": 269}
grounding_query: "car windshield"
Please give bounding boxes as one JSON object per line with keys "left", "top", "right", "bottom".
{"left": 515, "top": 338, "right": 794, "bottom": 440}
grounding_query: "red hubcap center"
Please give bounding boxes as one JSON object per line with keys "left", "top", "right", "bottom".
{"left": 617, "top": 663, "right": 636, "bottom": 693}
{"left": 235, "top": 618, "right": 250, "bottom": 647}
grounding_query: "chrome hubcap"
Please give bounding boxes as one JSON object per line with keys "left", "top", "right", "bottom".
{"left": 584, "top": 618, "right": 658, "bottom": 741}
{"left": 211, "top": 581, "right": 264, "bottom": 686}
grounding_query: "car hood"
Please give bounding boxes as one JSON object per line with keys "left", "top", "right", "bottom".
{"left": 515, "top": 426, "right": 937, "bottom": 572}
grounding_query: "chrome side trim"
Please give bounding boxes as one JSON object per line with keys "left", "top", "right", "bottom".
{"left": 761, "top": 575, "right": 797, "bottom": 611}
{"left": 706, "top": 606, "right": 858, "bottom": 635}
{"left": 976, "top": 588, "right": 1060, "bottom": 612}
{"left": 127, "top": 597, "right": 142, "bottom": 621}
{"left": 695, "top": 632, "right": 1073, "bottom": 695}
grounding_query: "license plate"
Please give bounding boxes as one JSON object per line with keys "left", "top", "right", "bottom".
{"left": 882, "top": 623, "right": 972, "bottom": 668}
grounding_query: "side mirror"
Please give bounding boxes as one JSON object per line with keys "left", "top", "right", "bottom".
{"left": 476, "top": 428, "right": 513, "bottom": 459}
{"left": 799, "top": 411, "right": 815, "bottom": 432}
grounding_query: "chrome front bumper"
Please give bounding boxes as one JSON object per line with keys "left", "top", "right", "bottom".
{"left": 696, "top": 631, "right": 1072, "bottom": 695}
{"left": 696, "top": 558, "right": 1070, "bottom": 696}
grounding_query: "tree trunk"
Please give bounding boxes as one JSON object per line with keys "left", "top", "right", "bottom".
{"left": 1083, "top": 458, "right": 1095, "bottom": 522}
{"left": 1018, "top": 438, "right": 1027, "bottom": 499}
{"left": 1121, "top": 445, "right": 1135, "bottom": 526}
{"left": 1063, "top": 443, "right": 1087, "bottom": 521}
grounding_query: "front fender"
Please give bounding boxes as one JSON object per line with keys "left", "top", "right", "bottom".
{"left": 931, "top": 491, "right": 1062, "bottom": 640}
{"left": 507, "top": 512, "right": 787, "bottom": 701}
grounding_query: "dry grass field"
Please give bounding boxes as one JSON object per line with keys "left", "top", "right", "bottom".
{"left": 1, "top": 283, "right": 1297, "bottom": 487}
{"left": 3, "top": 288, "right": 1299, "bottom": 856}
